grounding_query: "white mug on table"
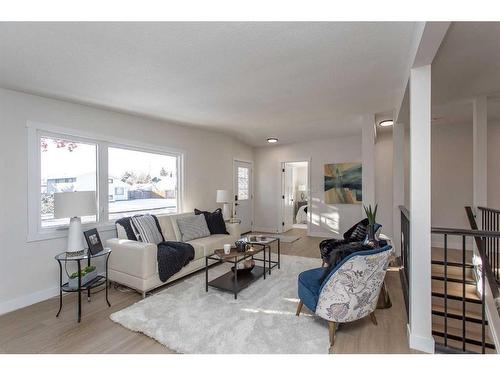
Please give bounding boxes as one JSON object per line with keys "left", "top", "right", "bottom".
{"left": 223, "top": 244, "right": 231, "bottom": 254}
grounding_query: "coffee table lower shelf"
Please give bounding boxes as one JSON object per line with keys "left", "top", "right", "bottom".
{"left": 207, "top": 265, "right": 265, "bottom": 299}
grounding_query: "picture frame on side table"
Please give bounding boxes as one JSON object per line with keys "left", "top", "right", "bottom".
{"left": 83, "top": 228, "right": 104, "bottom": 255}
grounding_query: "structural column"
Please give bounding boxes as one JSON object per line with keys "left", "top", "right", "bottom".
{"left": 409, "top": 64, "right": 434, "bottom": 353}
{"left": 473, "top": 96, "right": 488, "bottom": 221}
{"left": 362, "top": 116, "right": 376, "bottom": 211}
{"left": 392, "top": 122, "right": 405, "bottom": 256}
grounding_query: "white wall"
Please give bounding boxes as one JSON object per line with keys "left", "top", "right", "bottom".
{"left": 253, "top": 135, "right": 366, "bottom": 238}
{"left": 375, "top": 130, "right": 394, "bottom": 238}
{"left": 0, "top": 88, "right": 253, "bottom": 314}
{"left": 404, "top": 122, "right": 411, "bottom": 209}
{"left": 488, "top": 121, "right": 500, "bottom": 209}
{"left": 431, "top": 122, "right": 473, "bottom": 230}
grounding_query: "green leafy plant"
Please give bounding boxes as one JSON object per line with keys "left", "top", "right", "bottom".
{"left": 69, "top": 265, "right": 96, "bottom": 279}
{"left": 363, "top": 204, "right": 378, "bottom": 225}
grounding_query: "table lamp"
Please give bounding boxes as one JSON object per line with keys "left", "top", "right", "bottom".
{"left": 216, "top": 189, "right": 231, "bottom": 220}
{"left": 54, "top": 191, "right": 96, "bottom": 255}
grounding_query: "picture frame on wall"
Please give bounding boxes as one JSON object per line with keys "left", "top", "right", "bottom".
{"left": 83, "top": 228, "right": 104, "bottom": 255}
{"left": 324, "top": 162, "right": 362, "bottom": 204}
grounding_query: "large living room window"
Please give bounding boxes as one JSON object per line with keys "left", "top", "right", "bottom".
{"left": 108, "top": 146, "right": 179, "bottom": 220}
{"left": 40, "top": 134, "right": 98, "bottom": 228}
{"left": 28, "top": 123, "right": 183, "bottom": 240}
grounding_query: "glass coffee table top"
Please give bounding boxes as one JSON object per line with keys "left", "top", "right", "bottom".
{"left": 240, "top": 235, "right": 278, "bottom": 244}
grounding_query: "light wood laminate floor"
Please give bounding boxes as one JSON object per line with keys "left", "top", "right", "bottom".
{"left": 0, "top": 228, "right": 411, "bottom": 354}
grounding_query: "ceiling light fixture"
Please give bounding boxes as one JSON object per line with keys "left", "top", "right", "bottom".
{"left": 378, "top": 120, "right": 394, "bottom": 127}
{"left": 267, "top": 138, "right": 278, "bottom": 144}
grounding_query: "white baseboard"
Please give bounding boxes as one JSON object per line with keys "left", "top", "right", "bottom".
{"left": 0, "top": 286, "right": 59, "bottom": 316}
{"left": 407, "top": 324, "right": 435, "bottom": 353}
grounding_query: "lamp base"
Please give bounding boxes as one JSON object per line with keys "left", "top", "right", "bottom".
{"left": 67, "top": 216, "right": 86, "bottom": 253}
{"left": 222, "top": 203, "right": 231, "bottom": 221}
{"left": 65, "top": 249, "right": 85, "bottom": 258}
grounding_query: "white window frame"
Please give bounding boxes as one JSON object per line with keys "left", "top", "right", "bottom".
{"left": 106, "top": 142, "right": 183, "bottom": 221}
{"left": 27, "top": 121, "right": 184, "bottom": 242}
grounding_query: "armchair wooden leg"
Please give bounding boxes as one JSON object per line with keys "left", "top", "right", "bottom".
{"left": 296, "top": 300, "right": 304, "bottom": 316}
{"left": 370, "top": 312, "right": 378, "bottom": 326}
{"left": 328, "top": 321, "right": 336, "bottom": 349}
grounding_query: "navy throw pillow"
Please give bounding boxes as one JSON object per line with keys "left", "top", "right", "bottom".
{"left": 194, "top": 208, "right": 229, "bottom": 235}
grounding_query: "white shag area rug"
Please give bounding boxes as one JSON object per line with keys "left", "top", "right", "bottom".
{"left": 110, "top": 255, "right": 332, "bottom": 354}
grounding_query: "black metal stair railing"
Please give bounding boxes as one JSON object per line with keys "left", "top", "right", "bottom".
{"left": 430, "top": 207, "right": 500, "bottom": 353}
{"left": 399, "top": 206, "right": 410, "bottom": 320}
{"left": 478, "top": 206, "right": 500, "bottom": 282}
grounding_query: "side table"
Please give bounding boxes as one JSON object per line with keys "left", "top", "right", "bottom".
{"left": 54, "top": 248, "right": 111, "bottom": 322}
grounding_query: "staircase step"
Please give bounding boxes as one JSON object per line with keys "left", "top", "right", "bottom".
{"left": 432, "top": 280, "right": 480, "bottom": 303}
{"left": 432, "top": 305, "right": 487, "bottom": 325}
{"left": 431, "top": 262, "right": 474, "bottom": 280}
{"left": 431, "top": 275, "right": 476, "bottom": 286}
{"left": 431, "top": 260, "right": 474, "bottom": 268}
{"left": 432, "top": 247, "right": 474, "bottom": 263}
{"left": 432, "top": 322, "right": 495, "bottom": 353}
{"left": 433, "top": 295, "right": 484, "bottom": 317}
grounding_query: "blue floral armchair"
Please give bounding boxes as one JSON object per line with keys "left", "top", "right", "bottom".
{"left": 296, "top": 245, "right": 393, "bottom": 350}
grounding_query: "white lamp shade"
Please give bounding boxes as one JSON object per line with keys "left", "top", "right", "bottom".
{"left": 216, "top": 189, "right": 230, "bottom": 203}
{"left": 298, "top": 184, "right": 307, "bottom": 192}
{"left": 54, "top": 191, "right": 96, "bottom": 218}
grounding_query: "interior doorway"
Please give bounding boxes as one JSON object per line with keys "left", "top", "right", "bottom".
{"left": 280, "top": 160, "right": 310, "bottom": 233}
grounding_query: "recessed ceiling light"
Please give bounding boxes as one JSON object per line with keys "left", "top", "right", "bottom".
{"left": 267, "top": 138, "right": 278, "bottom": 144}
{"left": 379, "top": 120, "right": 394, "bottom": 127}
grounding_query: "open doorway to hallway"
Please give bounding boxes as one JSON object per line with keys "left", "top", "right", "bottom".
{"left": 281, "top": 160, "right": 310, "bottom": 233}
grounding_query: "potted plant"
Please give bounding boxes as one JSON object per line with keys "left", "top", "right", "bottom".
{"left": 363, "top": 204, "right": 378, "bottom": 242}
{"left": 68, "top": 265, "right": 98, "bottom": 289}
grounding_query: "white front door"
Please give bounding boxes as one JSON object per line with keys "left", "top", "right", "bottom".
{"left": 282, "top": 163, "right": 294, "bottom": 232}
{"left": 234, "top": 160, "right": 253, "bottom": 234}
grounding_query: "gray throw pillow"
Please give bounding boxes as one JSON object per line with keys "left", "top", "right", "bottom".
{"left": 176, "top": 214, "right": 210, "bottom": 242}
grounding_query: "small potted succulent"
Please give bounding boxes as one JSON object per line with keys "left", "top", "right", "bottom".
{"left": 363, "top": 204, "right": 378, "bottom": 242}
{"left": 68, "top": 265, "right": 98, "bottom": 289}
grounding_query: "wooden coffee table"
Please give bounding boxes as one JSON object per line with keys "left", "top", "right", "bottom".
{"left": 205, "top": 246, "right": 268, "bottom": 299}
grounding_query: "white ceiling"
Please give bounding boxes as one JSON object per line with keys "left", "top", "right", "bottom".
{"left": 0, "top": 22, "right": 417, "bottom": 146}
{"left": 432, "top": 22, "right": 500, "bottom": 126}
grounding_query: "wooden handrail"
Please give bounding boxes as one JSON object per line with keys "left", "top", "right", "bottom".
{"left": 431, "top": 227, "right": 500, "bottom": 238}
{"left": 399, "top": 205, "right": 410, "bottom": 219}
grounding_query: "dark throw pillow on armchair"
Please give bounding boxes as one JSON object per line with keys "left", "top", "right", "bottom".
{"left": 194, "top": 208, "right": 229, "bottom": 235}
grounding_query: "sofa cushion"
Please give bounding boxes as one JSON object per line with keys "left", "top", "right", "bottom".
{"left": 176, "top": 214, "right": 211, "bottom": 242}
{"left": 187, "top": 234, "right": 232, "bottom": 259}
{"left": 157, "top": 215, "right": 176, "bottom": 240}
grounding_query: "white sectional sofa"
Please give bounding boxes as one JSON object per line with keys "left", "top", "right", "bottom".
{"left": 106, "top": 212, "right": 241, "bottom": 297}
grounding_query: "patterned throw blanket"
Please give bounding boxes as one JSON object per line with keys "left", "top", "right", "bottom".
{"left": 157, "top": 241, "right": 195, "bottom": 282}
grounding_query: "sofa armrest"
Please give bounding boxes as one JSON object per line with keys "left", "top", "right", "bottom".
{"left": 106, "top": 238, "right": 157, "bottom": 279}
{"left": 226, "top": 222, "right": 241, "bottom": 240}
